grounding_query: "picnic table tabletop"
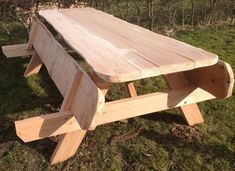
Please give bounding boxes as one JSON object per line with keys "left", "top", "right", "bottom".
{"left": 39, "top": 8, "right": 218, "bottom": 83}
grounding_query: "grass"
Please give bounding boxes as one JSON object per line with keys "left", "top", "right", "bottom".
{"left": 0, "top": 22, "right": 234, "bottom": 171}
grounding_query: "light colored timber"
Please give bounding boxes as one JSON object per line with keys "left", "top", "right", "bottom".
{"left": 99, "top": 86, "right": 215, "bottom": 125}
{"left": 7, "top": 7, "right": 234, "bottom": 165}
{"left": 49, "top": 71, "right": 110, "bottom": 164}
{"left": 76, "top": 8, "right": 218, "bottom": 68}
{"left": 15, "top": 86, "right": 217, "bottom": 143}
{"left": 33, "top": 21, "right": 78, "bottom": 96}
{"left": 24, "top": 52, "right": 43, "bottom": 77}
{"left": 2, "top": 43, "right": 76, "bottom": 58}
{"left": 61, "top": 71, "right": 83, "bottom": 111}
{"left": 126, "top": 82, "right": 137, "bottom": 97}
{"left": 50, "top": 129, "right": 86, "bottom": 164}
{"left": 185, "top": 60, "right": 234, "bottom": 99}
{"left": 50, "top": 71, "right": 86, "bottom": 164}
{"left": 32, "top": 19, "right": 105, "bottom": 129}
{"left": 91, "top": 71, "right": 110, "bottom": 95}
{"left": 39, "top": 8, "right": 218, "bottom": 83}
{"left": 120, "top": 82, "right": 138, "bottom": 124}
{"left": 2, "top": 44, "right": 35, "bottom": 58}
{"left": 164, "top": 72, "right": 204, "bottom": 125}
{"left": 15, "top": 20, "right": 105, "bottom": 141}
{"left": 15, "top": 112, "right": 80, "bottom": 142}
{"left": 27, "top": 21, "right": 39, "bottom": 50}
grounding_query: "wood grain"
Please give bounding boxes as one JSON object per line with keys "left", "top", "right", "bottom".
{"left": 15, "top": 112, "right": 80, "bottom": 142}
{"left": 2, "top": 44, "right": 34, "bottom": 58}
{"left": 24, "top": 52, "right": 42, "bottom": 77}
{"left": 185, "top": 60, "right": 234, "bottom": 99}
{"left": 164, "top": 72, "right": 204, "bottom": 125}
{"left": 39, "top": 8, "right": 218, "bottom": 83}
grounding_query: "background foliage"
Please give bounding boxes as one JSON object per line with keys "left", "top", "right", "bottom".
{"left": 1, "top": 0, "right": 234, "bottom": 33}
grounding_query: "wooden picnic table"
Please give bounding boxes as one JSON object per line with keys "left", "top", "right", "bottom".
{"left": 2, "top": 8, "right": 234, "bottom": 164}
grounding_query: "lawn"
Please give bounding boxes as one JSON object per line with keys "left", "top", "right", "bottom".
{"left": 0, "top": 22, "right": 234, "bottom": 171}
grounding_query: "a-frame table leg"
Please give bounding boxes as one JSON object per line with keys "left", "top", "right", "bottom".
{"left": 164, "top": 72, "right": 204, "bottom": 125}
{"left": 50, "top": 72, "right": 109, "bottom": 164}
{"left": 50, "top": 130, "right": 86, "bottom": 164}
{"left": 50, "top": 71, "right": 87, "bottom": 164}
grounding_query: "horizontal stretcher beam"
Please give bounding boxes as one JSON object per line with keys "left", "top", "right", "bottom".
{"left": 15, "top": 86, "right": 216, "bottom": 142}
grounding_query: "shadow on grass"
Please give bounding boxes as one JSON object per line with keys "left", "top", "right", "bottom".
{"left": 141, "top": 111, "right": 186, "bottom": 125}
{"left": 140, "top": 129, "right": 235, "bottom": 166}
{"left": 0, "top": 47, "right": 62, "bottom": 162}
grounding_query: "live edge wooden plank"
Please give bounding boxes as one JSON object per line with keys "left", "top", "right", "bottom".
{"left": 67, "top": 8, "right": 217, "bottom": 68}
{"left": 2, "top": 44, "right": 35, "bottom": 58}
{"left": 15, "top": 86, "right": 216, "bottom": 143}
{"left": 39, "top": 10, "right": 144, "bottom": 83}
{"left": 39, "top": 8, "right": 218, "bottom": 83}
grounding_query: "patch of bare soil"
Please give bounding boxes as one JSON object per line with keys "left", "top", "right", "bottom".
{"left": 170, "top": 124, "right": 202, "bottom": 142}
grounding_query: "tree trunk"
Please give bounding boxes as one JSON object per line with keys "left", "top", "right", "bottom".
{"left": 191, "top": 0, "right": 195, "bottom": 26}
{"left": 147, "top": 0, "right": 154, "bottom": 30}
{"left": 181, "top": 0, "right": 185, "bottom": 28}
{"left": 135, "top": 0, "right": 141, "bottom": 25}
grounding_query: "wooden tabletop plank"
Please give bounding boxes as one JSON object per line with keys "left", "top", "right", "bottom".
{"left": 39, "top": 8, "right": 218, "bottom": 83}
{"left": 61, "top": 10, "right": 195, "bottom": 73}
{"left": 77, "top": 8, "right": 218, "bottom": 68}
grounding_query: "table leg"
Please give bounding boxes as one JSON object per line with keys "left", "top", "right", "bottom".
{"left": 120, "top": 82, "right": 138, "bottom": 124}
{"left": 164, "top": 73, "right": 204, "bottom": 125}
{"left": 50, "top": 71, "right": 87, "bottom": 164}
{"left": 50, "top": 72, "right": 108, "bottom": 164}
{"left": 50, "top": 130, "right": 86, "bottom": 164}
{"left": 126, "top": 82, "right": 137, "bottom": 97}
{"left": 24, "top": 52, "right": 42, "bottom": 77}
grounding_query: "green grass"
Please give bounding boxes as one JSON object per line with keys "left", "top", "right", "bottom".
{"left": 0, "top": 22, "right": 234, "bottom": 171}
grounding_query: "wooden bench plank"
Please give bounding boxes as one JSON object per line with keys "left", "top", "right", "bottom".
{"left": 33, "top": 22, "right": 79, "bottom": 96}
{"left": 15, "top": 112, "right": 81, "bottom": 142}
{"left": 2, "top": 44, "right": 34, "bottom": 58}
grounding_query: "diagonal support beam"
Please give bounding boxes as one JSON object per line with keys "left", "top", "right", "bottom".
{"left": 24, "top": 52, "right": 42, "bottom": 77}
